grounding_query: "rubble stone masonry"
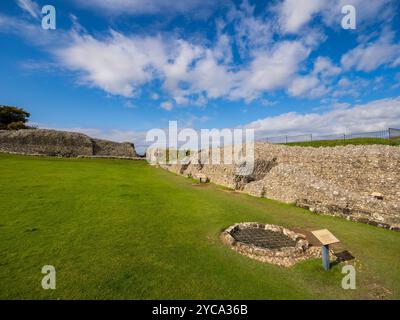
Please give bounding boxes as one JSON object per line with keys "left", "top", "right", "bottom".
{"left": 153, "top": 143, "right": 400, "bottom": 231}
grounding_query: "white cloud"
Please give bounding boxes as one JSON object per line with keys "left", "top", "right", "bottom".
{"left": 322, "top": 0, "right": 395, "bottom": 28}
{"left": 331, "top": 88, "right": 359, "bottom": 98}
{"left": 0, "top": 13, "right": 39, "bottom": 37}
{"left": 124, "top": 101, "right": 136, "bottom": 109}
{"left": 245, "top": 96, "right": 400, "bottom": 137}
{"left": 0, "top": 13, "right": 70, "bottom": 47}
{"left": 161, "top": 40, "right": 204, "bottom": 97}
{"left": 56, "top": 31, "right": 239, "bottom": 101}
{"left": 287, "top": 56, "right": 340, "bottom": 98}
{"left": 56, "top": 31, "right": 168, "bottom": 97}
{"left": 313, "top": 57, "right": 341, "bottom": 78}
{"left": 178, "top": 114, "right": 210, "bottom": 128}
{"left": 338, "top": 77, "right": 351, "bottom": 87}
{"left": 174, "top": 96, "right": 189, "bottom": 105}
{"left": 392, "top": 56, "right": 400, "bottom": 67}
{"left": 73, "top": 0, "right": 221, "bottom": 17}
{"left": 161, "top": 39, "right": 237, "bottom": 101}
{"left": 332, "top": 77, "right": 369, "bottom": 98}
{"left": 212, "top": 30, "right": 233, "bottom": 64}
{"left": 288, "top": 75, "right": 319, "bottom": 97}
{"left": 278, "top": 0, "right": 325, "bottom": 34}
{"left": 55, "top": 26, "right": 315, "bottom": 103}
{"left": 187, "top": 50, "right": 237, "bottom": 99}
{"left": 332, "top": 101, "right": 351, "bottom": 110}
{"left": 341, "top": 30, "right": 400, "bottom": 72}
{"left": 230, "top": 41, "right": 311, "bottom": 101}
{"left": 16, "top": 0, "right": 40, "bottom": 19}
{"left": 226, "top": 0, "right": 273, "bottom": 56}
{"left": 160, "top": 101, "right": 174, "bottom": 111}
{"left": 249, "top": 41, "right": 310, "bottom": 91}
{"left": 151, "top": 93, "right": 160, "bottom": 100}
{"left": 277, "top": 0, "right": 395, "bottom": 34}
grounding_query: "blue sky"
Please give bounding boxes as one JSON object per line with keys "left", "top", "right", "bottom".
{"left": 1, "top": 0, "right": 400, "bottom": 150}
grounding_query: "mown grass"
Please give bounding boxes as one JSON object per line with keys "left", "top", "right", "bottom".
{"left": 285, "top": 137, "right": 400, "bottom": 147}
{"left": 0, "top": 154, "right": 399, "bottom": 299}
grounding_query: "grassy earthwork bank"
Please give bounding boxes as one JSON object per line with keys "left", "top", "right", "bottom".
{"left": 285, "top": 137, "right": 400, "bottom": 147}
{"left": 0, "top": 153, "right": 399, "bottom": 299}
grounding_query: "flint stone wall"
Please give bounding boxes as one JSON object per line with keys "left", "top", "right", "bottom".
{"left": 151, "top": 143, "right": 400, "bottom": 230}
{"left": 0, "top": 129, "right": 137, "bottom": 158}
{"left": 91, "top": 138, "right": 136, "bottom": 157}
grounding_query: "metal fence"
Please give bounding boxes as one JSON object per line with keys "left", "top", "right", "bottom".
{"left": 261, "top": 128, "right": 400, "bottom": 144}
{"left": 389, "top": 127, "right": 400, "bottom": 139}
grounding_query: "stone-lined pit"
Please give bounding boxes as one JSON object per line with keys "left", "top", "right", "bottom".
{"left": 231, "top": 227, "right": 296, "bottom": 249}
{"left": 221, "top": 222, "right": 323, "bottom": 267}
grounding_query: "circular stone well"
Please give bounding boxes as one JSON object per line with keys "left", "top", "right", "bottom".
{"left": 221, "top": 222, "right": 321, "bottom": 267}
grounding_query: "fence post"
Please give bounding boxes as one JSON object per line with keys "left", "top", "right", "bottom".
{"left": 388, "top": 128, "right": 392, "bottom": 140}
{"left": 310, "top": 134, "right": 313, "bottom": 142}
{"left": 285, "top": 135, "right": 288, "bottom": 143}
{"left": 343, "top": 134, "right": 346, "bottom": 141}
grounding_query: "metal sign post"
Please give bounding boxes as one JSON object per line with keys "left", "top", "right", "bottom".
{"left": 321, "top": 245, "right": 330, "bottom": 270}
{"left": 311, "top": 229, "right": 340, "bottom": 271}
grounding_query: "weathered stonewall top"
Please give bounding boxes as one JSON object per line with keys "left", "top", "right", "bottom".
{"left": 0, "top": 129, "right": 137, "bottom": 158}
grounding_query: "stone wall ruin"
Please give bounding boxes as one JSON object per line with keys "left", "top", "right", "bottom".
{"left": 151, "top": 143, "right": 400, "bottom": 231}
{"left": 0, "top": 129, "right": 137, "bottom": 158}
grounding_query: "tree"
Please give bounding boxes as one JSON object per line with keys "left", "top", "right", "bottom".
{"left": 0, "top": 105, "right": 30, "bottom": 130}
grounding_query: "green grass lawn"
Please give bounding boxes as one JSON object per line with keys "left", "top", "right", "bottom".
{"left": 285, "top": 137, "right": 400, "bottom": 147}
{"left": 0, "top": 154, "right": 399, "bottom": 300}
